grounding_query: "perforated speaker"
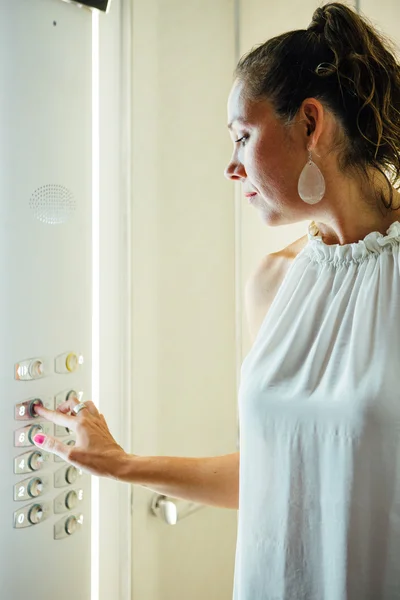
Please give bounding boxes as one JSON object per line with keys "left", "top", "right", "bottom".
{"left": 29, "top": 184, "right": 76, "bottom": 225}
{"left": 60, "top": 0, "right": 112, "bottom": 12}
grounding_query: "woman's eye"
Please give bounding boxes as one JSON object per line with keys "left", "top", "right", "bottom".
{"left": 235, "top": 136, "right": 248, "bottom": 147}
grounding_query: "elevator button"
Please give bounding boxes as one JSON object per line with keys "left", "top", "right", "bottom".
{"left": 14, "top": 501, "right": 51, "bottom": 528}
{"left": 66, "top": 389, "right": 79, "bottom": 401}
{"left": 15, "top": 357, "right": 47, "bottom": 381}
{"left": 28, "top": 424, "right": 43, "bottom": 443}
{"left": 14, "top": 450, "right": 51, "bottom": 474}
{"left": 27, "top": 478, "right": 44, "bottom": 498}
{"left": 14, "top": 475, "right": 49, "bottom": 501}
{"left": 29, "top": 360, "right": 44, "bottom": 379}
{"left": 55, "top": 388, "right": 83, "bottom": 408}
{"left": 15, "top": 397, "right": 54, "bottom": 421}
{"left": 65, "top": 491, "right": 78, "bottom": 510}
{"left": 54, "top": 513, "right": 83, "bottom": 539}
{"left": 65, "top": 515, "right": 78, "bottom": 535}
{"left": 65, "top": 466, "right": 78, "bottom": 484}
{"left": 54, "top": 465, "right": 83, "bottom": 488}
{"left": 66, "top": 353, "right": 78, "bottom": 372}
{"left": 54, "top": 488, "right": 83, "bottom": 513}
{"left": 28, "top": 504, "right": 44, "bottom": 525}
{"left": 29, "top": 399, "right": 43, "bottom": 418}
{"left": 14, "top": 422, "right": 53, "bottom": 448}
{"left": 55, "top": 352, "right": 84, "bottom": 374}
{"left": 28, "top": 452, "right": 44, "bottom": 471}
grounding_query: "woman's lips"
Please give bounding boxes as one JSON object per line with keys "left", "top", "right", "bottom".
{"left": 244, "top": 192, "right": 257, "bottom": 203}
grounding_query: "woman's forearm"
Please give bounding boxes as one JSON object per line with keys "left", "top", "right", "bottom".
{"left": 117, "top": 452, "right": 239, "bottom": 510}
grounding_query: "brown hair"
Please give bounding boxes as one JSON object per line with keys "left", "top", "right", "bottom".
{"left": 234, "top": 2, "right": 400, "bottom": 212}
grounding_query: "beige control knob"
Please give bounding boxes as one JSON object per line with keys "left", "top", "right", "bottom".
{"left": 65, "top": 466, "right": 78, "bottom": 484}
{"left": 27, "top": 478, "right": 44, "bottom": 498}
{"left": 29, "top": 360, "right": 44, "bottom": 379}
{"left": 28, "top": 504, "right": 44, "bottom": 525}
{"left": 65, "top": 516, "right": 78, "bottom": 535}
{"left": 28, "top": 452, "right": 44, "bottom": 471}
{"left": 28, "top": 424, "right": 43, "bottom": 444}
{"left": 65, "top": 491, "right": 78, "bottom": 510}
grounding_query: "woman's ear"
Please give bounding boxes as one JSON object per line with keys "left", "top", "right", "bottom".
{"left": 302, "top": 98, "right": 324, "bottom": 150}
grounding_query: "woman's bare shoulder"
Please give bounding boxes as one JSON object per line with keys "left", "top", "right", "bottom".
{"left": 273, "top": 233, "right": 309, "bottom": 260}
{"left": 245, "top": 234, "right": 308, "bottom": 344}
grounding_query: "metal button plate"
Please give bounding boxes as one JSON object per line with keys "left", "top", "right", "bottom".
{"left": 14, "top": 450, "right": 53, "bottom": 474}
{"left": 54, "top": 464, "right": 83, "bottom": 488}
{"left": 15, "top": 397, "right": 54, "bottom": 421}
{"left": 54, "top": 488, "right": 84, "bottom": 513}
{"left": 14, "top": 422, "right": 54, "bottom": 447}
{"left": 14, "top": 500, "right": 52, "bottom": 529}
{"left": 14, "top": 474, "right": 51, "bottom": 502}
{"left": 54, "top": 513, "right": 84, "bottom": 540}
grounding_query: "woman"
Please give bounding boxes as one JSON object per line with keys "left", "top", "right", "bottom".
{"left": 33, "top": 3, "right": 400, "bottom": 599}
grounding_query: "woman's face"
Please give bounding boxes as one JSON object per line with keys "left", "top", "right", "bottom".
{"left": 225, "top": 79, "right": 310, "bottom": 225}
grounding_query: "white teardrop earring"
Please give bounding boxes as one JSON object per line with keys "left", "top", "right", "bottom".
{"left": 298, "top": 149, "right": 326, "bottom": 204}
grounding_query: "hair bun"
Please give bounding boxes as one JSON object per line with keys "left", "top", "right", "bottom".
{"left": 308, "top": 7, "right": 328, "bottom": 34}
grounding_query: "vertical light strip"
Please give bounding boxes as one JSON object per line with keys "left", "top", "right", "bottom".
{"left": 91, "top": 8, "right": 100, "bottom": 600}
{"left": 119, "top": 0, "right": 133, "bottom": 596}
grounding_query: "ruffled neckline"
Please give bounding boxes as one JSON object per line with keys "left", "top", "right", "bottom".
{"left": 304, "top": 220, "right": 400, "bottom": 263}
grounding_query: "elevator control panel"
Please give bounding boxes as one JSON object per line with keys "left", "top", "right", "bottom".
{"left": 13, "top": 352, "right": 86, "bottom": 540}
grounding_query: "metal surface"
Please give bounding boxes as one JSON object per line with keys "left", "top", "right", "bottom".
{"left": 0, "top": 1, "right": 92, "bottom": 597}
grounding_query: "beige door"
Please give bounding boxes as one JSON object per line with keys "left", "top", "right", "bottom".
{"left": 130, "top": 1, "right": 238, "bottom": 599}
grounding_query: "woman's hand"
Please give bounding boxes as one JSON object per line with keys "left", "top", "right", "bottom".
{"left": 32, "top": 396, "right": 128, "bottom": 480}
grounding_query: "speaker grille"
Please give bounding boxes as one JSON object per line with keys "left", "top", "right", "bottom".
{"left": 29, "top": 184, "right": 76, "bottom": 225}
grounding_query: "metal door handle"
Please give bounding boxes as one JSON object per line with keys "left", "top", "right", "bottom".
{"left": 150, "top": 494, "right": 205, "bottom": 525}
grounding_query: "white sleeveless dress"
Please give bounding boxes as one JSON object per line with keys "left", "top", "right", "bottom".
{"left": 233, "top": 220, "right": 400, "bottom": 600}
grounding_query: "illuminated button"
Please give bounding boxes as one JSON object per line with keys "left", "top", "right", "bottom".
{"left": 65, "top": 353, "right": 79, "bottom": 373}
{"left": 27, "top": 478, "right": 44, "bottom": 498}
{"left": 67, "top": 440, "right": 76, "bottom": 447}
{"left": 29, "top": 399, "right": 43, "bottom": 419}
{"left": 65, "top": 466, "right": 78, "bottom": 484}
{"left": 65, "top": 516, "right": 78, "bottom": 535}
{"left": 65, "top": 491, "right": 78, "bottom": 510}
{"left": 28, "top": 424, "right": 43, "bottom": 444}
{"left": 28, "top": 504, "right": 44, "bottom": 525}
{"left": 28, "top": 452, "right": 44, "bottom": 471}
{"left": 29, "top": 360, "right": 44, "bottom": 379}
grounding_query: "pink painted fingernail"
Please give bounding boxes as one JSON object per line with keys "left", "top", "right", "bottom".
{"left": 33, "top": 434, "right": 46, "bottom": 445}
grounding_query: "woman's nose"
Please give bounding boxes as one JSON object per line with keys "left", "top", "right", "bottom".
{"left": 224, "top": 159, "right": 246, "bottom": 181}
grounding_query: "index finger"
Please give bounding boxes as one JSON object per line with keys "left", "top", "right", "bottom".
{"left": 34, "top": 404, "right": 76, "bottom": 430}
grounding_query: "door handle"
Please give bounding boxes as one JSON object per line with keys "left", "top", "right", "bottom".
{"left": 150, "top": 494, "right": 205, "bottom": 525}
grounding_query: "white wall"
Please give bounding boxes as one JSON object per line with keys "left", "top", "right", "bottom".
{"left": 361, "top": 0, "right": 400, "bottom": 50}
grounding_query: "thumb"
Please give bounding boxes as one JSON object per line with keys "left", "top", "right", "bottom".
{"left": 33, "top": 433, "right": 69, "bottom": 461}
